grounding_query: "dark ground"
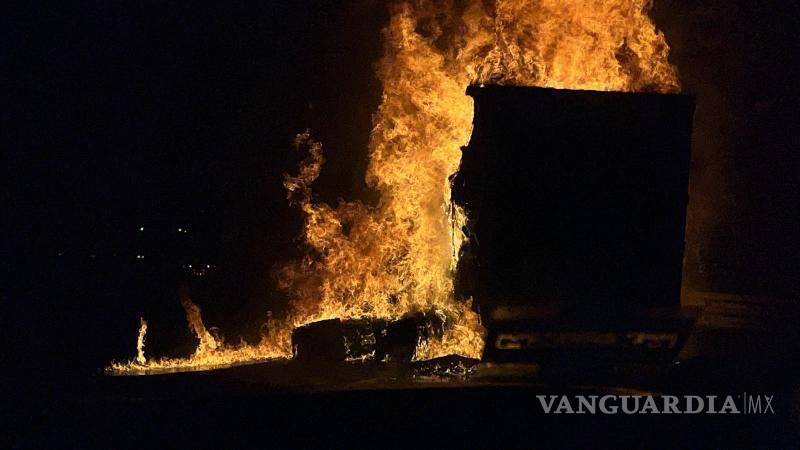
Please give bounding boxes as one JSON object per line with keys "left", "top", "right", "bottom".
{"left": 9, "top": 292, "right": 800, "bottom": 448}
{"left": 12, "top": 352, "right": 800, "bottom": 448}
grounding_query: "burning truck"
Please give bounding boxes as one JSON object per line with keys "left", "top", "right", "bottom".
{"left": 108, "top": 0, "right": 691, "bottom": 376}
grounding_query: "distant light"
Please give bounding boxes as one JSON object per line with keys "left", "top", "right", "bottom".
{"left": 136, "top": 254, "right": 145, "bottom": 260}
{"left": 139, "top": 227, "right": 144, "bottom": 232}
{"left": 177, "top": 228, "right": 182, "bottom": 232}
{"left": 188, "top": 264, "right": 192, "bottom": 268}
{"left": 206, "top": 264, "right": 210, "bottom": 268}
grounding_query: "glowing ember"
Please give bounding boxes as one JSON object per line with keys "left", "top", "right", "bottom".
{"left": 109, "top": 0, "right": 679, "bottom": 374}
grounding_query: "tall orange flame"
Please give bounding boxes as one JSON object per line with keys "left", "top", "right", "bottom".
{"left": 110, "top": 0, "right": 679, "bottom": 374}
{"left": 135, "top": 317, "right": 147, "bottom": 365}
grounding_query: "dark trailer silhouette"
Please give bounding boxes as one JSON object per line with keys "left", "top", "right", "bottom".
{"left": 453, "top": 85, "right": 695, "bottom": 362}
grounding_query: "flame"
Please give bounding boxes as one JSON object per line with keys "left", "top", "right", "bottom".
{"left": 135, "top": 317, "right": 147, "bottom": 365}
{"left": 109, "top": 301, "right": 291, "bottom": 374}
{"left": 109, "top": 0, "right": 679, "bottom": 374}
{"left": 459, "top": 0, "right": 679, "bottom": 91}
{"left": 179, "top": 290, "right": 220, "bottom": 355}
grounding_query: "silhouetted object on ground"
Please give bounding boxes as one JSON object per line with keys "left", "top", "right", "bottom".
{"left": 292, "top": 319, "right": 347, "bottom": 363}
{"left": 291, "top": 314, "right": 446, "bottom": 364}
{"left": 375, "top": 315, "right": 420, "bottom": 365}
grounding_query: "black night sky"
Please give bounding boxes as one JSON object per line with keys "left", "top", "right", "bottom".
{"left": 7, "top": 1, "right": 390, "bottom": 373}
{"left": 3, "top": 1, "right": 799, "bottom": 443}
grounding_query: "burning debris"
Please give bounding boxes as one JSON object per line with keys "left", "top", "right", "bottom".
{"left": 292, "top": 319, "right": 348, "bottom": 363}
{"left": 109, "top": 0, "right": 681, "bottom": 375}
{"left": 292, "top": 314, "right": 449, "bottom": 364}
{"left": 411, "top": 355, "right": 481, "bottom": 379}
